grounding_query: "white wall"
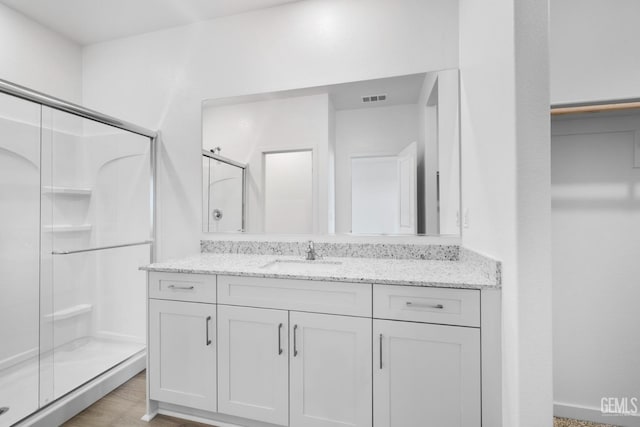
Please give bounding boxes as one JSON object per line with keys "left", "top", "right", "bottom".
{"left": 459, "top": 0, "right": 551, "bottom": 426}
{"left": 0, "top": 2, "right": 82, "bottom": 102}
{"left": 81, "top": 0, "right": 459, "bottom": 260}
{"left": 551, "top": 113, "right": 640, "bottom": 426}
{"left": 334, "top": 104, "right": 418, "bottom": 233}
{"left": 203, "top": 94, "right": 330, "bottom": 233}
{"left": 550, "top": 0, "right": 640, "bottom": 104}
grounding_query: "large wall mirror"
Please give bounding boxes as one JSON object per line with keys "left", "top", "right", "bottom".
{"left": 202, "top": 68, "right": 460, "bottom": 236}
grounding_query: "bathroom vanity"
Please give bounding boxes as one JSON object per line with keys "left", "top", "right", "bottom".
{"left": 141, "top": 243, "right": 501, "bottom": 427}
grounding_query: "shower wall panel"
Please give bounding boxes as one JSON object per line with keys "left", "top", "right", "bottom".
{"left": 0, "top": 93, "right": 41, "bottom": 426}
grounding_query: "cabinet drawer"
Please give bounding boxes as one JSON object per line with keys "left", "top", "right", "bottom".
{"left": 373, "top": 285, "right": 480, "bottom": 327}
{"left": 148, "top": 272, "right": 216, "bottom": 303}
{"left": 218, "top": 275, "right": 372, "bottom": 317}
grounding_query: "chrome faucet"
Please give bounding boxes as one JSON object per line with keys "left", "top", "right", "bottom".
{"left": 305, "top": 240, "right": 317, "bottom": 261}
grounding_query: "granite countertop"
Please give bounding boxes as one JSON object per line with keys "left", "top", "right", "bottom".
{"left": 141, "top": 253, "right": 500, "bottom": 289}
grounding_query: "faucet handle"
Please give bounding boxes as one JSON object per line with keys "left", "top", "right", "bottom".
{"left": 305, "top": 240, "right": 316, "bottom": 260}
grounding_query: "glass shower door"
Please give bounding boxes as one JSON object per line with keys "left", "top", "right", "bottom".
{"left": 39, "top": 106, "right": 151, "bottom": 404}
{"left": 0, "top": 93, "right": 41, "bottom": 426}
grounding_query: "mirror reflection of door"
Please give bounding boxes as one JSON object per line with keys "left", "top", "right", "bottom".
{"left": 425, "top": 94, "right": 440, "bottom": 235}
{"left": 351, "top": 142, "right": 417, "bottom": 234}
{"left": 263, "top": 150, "right": 313, "bottom": 233}
{"left": 398, "top": 142, "right": 417, "bottom": 234}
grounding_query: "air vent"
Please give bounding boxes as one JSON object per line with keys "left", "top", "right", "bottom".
{"left": 362, "top": 94, "right": 387, "bottom": 103}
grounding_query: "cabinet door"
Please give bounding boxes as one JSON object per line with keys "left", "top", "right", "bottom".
{"left": 217, "top": 305, "right": 289, "bottom": 426}
{"left": 149, "top": 299, "right": 216, "bottom": 411}
{"left": 290, "top": 312, "right": 372, "bottom": 427}
{"left": 373, "top": 320, "right": 480, "bottom": 427}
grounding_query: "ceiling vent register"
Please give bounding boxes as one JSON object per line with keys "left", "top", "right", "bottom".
{"left": 362, "top": 94, "right": 387, "bottom": 103}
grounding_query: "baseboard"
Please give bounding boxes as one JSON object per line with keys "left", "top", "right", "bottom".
{"left": 13, "top": 350, "right": 146, "bottom": 427}
{"left": 555, "top": 402, "right": 640, "bottom": 427}
{"left": 155, "top": 402, "right": 284, "bottom": 427}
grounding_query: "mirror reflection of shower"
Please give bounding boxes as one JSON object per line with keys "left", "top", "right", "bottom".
{"left": 202, "top": 149, "right": 246, "bottom": 232}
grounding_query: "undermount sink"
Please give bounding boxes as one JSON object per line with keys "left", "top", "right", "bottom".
{"left": 260, "top": 259, "right": 343, "bottom": 271}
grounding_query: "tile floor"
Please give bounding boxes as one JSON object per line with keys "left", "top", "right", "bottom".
{"left": 554, "top": 417, "right": 618, "bottom": 427}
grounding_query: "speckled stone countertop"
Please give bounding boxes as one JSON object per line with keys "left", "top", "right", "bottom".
{"left": 141, "top": 252, "right": 500, "bottom": 289}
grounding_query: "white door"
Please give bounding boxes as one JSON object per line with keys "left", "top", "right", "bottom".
{"left": 290, "top": 312, "right": 372, "bottom": 427}
{"left": 264, "top": 150, "right": 314, "bottom": 233}
{"left": 397, "top": 141, "right": 417, "bottom": 234}
{"left": 148, "top": 299, "right": 216, "bottom": 412}
{"left": 217, "top": 305, "right": 289, "bottom": 425}
{"left": 373, "top": 319, "right": 480, "bottom": 427}
{"left": 351, "top": 156, "right": 399, "bottom": 234}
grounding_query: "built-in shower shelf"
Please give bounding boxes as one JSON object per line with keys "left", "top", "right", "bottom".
{"left": 43, "top": 303, "right": 92, "bottom": 322}
{"left": 43, "top": 186, "right": 92, "bottom": 196}
{"left": 43, "top": 224, "right": 92, "bottom": 233}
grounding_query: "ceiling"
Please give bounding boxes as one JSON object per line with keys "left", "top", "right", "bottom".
{"left": 0, "top": 0, "right": 301, "bottom": 45}
{"left": 204, "top": 73, "right": 428, "bottom": 111}
{"left": 328, "top": 73, "right": 426, "bottom": 110}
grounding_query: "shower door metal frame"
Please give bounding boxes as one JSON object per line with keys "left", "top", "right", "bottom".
{"left": 202, "top": 149, "right": 247, "bottom": 233}
{"left": 0, "top": 77, "right": 158, "bottom": 262}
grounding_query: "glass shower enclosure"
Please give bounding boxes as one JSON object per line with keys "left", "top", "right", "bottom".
{"left": 0, "top": 80, "right": 156, "bottom": 427}
{"left": 202, "top": 150, "right": 245, "bottom": 233}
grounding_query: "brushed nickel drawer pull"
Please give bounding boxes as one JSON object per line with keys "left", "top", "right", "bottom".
{"left": 406, "top": 301, "right": 444, "bottom": 309}
{"left": 379, "top": 333, "right": 383, "bottom": 370}
{"left": 168, "top": 285, "right": 195, "bottom": 290}
{"left": 293, "top": 324, "right": 299, "bottom": 357}
{"left": 206, "top": 316, "right": 212, "bottom": 346}
{"left": 278, "top": 323, "right": 283, "bottom": 355}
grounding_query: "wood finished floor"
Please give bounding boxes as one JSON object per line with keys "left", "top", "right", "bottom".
{"left": 62, "top": 371, "right": 211, "bottom": 427}
{"left": 63, "top": 371, "right": 618, "bottom": 427}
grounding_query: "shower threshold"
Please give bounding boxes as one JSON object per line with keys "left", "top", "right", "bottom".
{"left": 0, "top": 337, "right": 144, "bottom": 427}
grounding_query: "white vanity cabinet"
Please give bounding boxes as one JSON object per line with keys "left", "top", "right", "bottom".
{"left": 147, "top": 273, "right": 217, "bottom": 412}
{"left": 148, "top": 300, "right": 217, "bottom": 412}
{"left": 217, "top": 305, "right": 289, "bottom": 425}
{"left": 373, "top": 321, "right": 480, "bottom": 427}
{"left": 289, "top": 311, "right": 372, "bottom": 427}
{"left": 146, "top": 271, "right": 490, "bottom": 427}
{"left": 373, "top": 285, "right": 481, "bottom": 427}
{"left": 216, "top": 275, "right": 373, "bottom": 427}
{"left": 215, "top": 305, "right": 373, "bottom": 427}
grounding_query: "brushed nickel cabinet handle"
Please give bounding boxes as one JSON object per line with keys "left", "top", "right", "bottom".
{"left": 405, "top": 301, "right": 444, "bottom": 309}
{"left": 278, "top": 323, "right": 283, "bottom": 355}
{"left": 168, "top": 285, "right": 195, "bottom": 290}
{"left": 293, "top": 324, "right": 298, "bottom": 357}
{"left": 379, "top": 333, "right": 383, "bottom": 370}
{"left": 206, "top": 316, "right": 212, "bottom": 346}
